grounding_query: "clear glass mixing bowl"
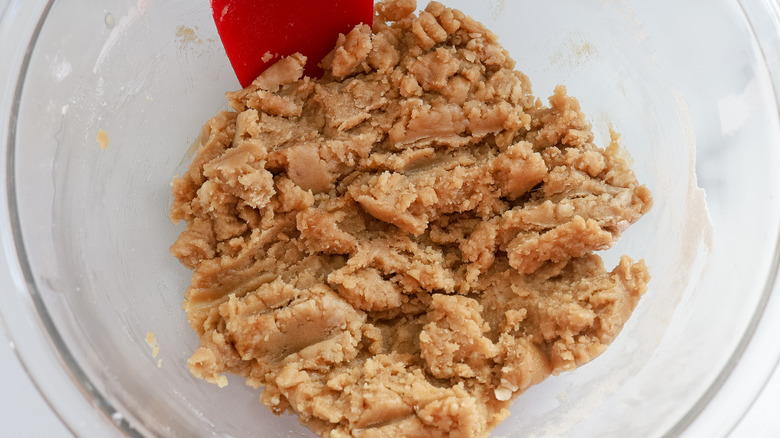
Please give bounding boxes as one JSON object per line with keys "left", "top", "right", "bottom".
{"left": 1, "top": 0, "right": 780, "bottom": 436}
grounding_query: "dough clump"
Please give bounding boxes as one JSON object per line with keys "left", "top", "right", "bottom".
{"left": 170, "top": 1, "right": 652, "bottom": 436}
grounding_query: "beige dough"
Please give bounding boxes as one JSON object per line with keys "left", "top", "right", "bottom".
{"left": 169, "top": 0, "right": 652, "bottom": 436}
{"left": 96, "top": 129, "right": 109, "bottom": 150}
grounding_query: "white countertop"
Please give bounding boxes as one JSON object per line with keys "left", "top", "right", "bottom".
{"left": 735, "top": 369, "right": 780, "bottom": 437}
{"left": 1, "top": 326, "right": 778, "bottom": 437}
{"left": 0, "top": 0, "right": 778, "bottom": 435}
{"left": 0, "top": 330, "right": 70, "bottom": 437}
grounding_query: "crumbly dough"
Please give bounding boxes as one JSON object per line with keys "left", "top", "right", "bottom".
{"left": 96, "top": 129, "right": 109, "bottom": 150}
{"left": 169, "top": 1, "right": 652, "bottom": 436}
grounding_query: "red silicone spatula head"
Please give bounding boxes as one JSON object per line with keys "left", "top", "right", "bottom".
{"left": 210, "top": 0, "right": 375, "bottom": 88}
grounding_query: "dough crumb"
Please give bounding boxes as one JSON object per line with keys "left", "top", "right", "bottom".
{"left": 176, "top": 25, "right": 203, "bottom": 47}
{"left": 96, "top": 129, "right": 109, "bottom": 150}
{"left": 170, "top": 1, "right": 652, "bottom": 436}
{"left": 145, "top": 331, "right": 159, "bottom": 359}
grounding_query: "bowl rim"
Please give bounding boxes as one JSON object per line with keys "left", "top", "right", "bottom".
{"left": 0, "top": 0, "right": 145, "bottom": 436}
{"left": 1, "top": 0, "right": 780, "bottom": 437}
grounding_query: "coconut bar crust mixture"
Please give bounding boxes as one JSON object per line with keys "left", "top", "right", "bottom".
{"left": 169, "top": 0, "right": 652, "bottom": 436}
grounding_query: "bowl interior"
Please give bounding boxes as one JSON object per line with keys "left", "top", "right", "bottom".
{"left": 9, "top": 0, "right": 780, "bottom": 436}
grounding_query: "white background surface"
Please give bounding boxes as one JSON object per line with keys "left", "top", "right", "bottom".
{"left": 0, "top": 326, "right": 778, "bottom": 437}
{"left": 0, "top": 0, "right": 778, "bottom": 436}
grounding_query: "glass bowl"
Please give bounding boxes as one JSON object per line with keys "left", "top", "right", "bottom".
{"left": 1, "top": 0, "right": 780, "bottom": 436}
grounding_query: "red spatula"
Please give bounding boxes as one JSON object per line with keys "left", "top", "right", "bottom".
{"left": 210, "top": 0, "right": 375, "bottom": 88}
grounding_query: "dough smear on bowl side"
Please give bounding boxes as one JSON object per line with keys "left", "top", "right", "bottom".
{"left": 169, "top": 0, "right": 653, "bottom": 436}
